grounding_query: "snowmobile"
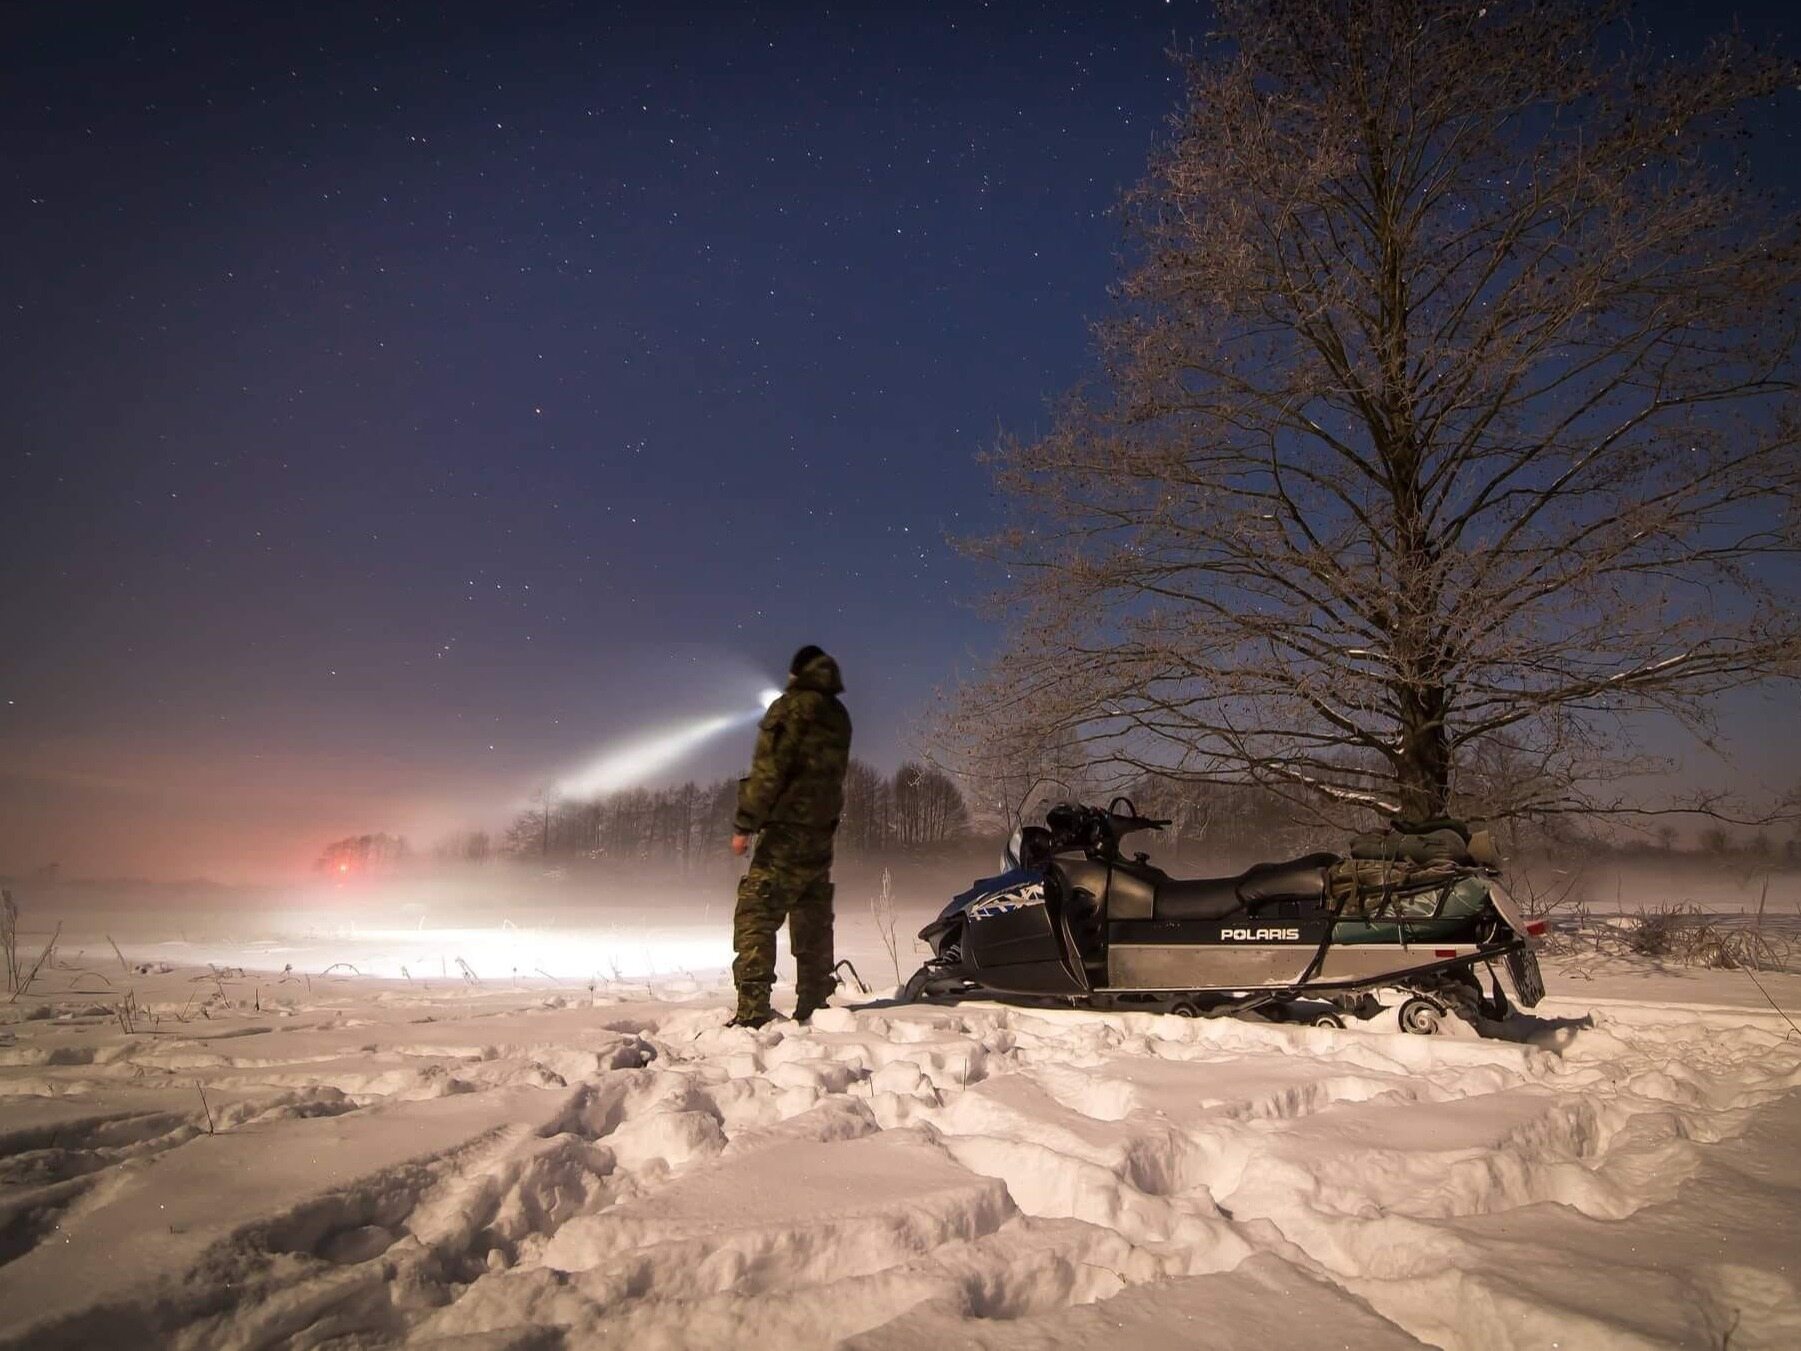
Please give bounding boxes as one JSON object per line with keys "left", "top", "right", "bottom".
{"left": 899, "top": 798, "right": 1546, "bottom": 1035}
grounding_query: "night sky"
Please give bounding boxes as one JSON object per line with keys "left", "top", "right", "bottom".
{"left": 4, "top": 2, "right": 1796, "bottom": 881}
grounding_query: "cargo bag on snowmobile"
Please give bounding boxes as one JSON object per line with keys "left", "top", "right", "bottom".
{"left": 1326, "top": 857, "right": 1493, "bottom": 943}
{"left": 1348, "top": 819, "right": 1501, "bottom": 868}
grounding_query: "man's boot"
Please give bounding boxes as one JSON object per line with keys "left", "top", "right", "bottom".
{"left": 728, "top": 983, "right": 774, "bottom": 1029}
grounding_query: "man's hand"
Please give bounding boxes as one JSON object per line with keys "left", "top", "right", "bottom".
{"left": 731, "top": 833, "right": 752, "bottom": 857}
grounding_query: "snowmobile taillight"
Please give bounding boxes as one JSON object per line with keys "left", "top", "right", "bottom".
{"left": 1525, "top": 920, "right": 1548, "bottom": 937}
{"left": 1434, "top": 949, "right": 1456, "bottom": 959}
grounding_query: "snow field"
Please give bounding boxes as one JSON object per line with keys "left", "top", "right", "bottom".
{"left": 0, "top": 963, "right": 1798, "bottom": 1348}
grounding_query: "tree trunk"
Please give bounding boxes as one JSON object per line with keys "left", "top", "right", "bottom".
{"left": 1395, "top": 684, "right": 1451, "bottom": 823}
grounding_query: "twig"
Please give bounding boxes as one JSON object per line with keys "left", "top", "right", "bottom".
{"left": 195, "top": 1082, "right": 215, "bottom": 1135}
{"left": 106, "top": 935, "right": 129, "bottom": 974}
{"left": 7, "top": 922, "right": 61, "bottom": 1003}
{"left": 1741, "top": 966, "right": 1801, "bottom": 1041}
{"left": 319, "top": 963, "right": 362, "bottom": 977}
{"left": 1, "top": 889, "right": 17, "bottom": 991}
{"left": 869, "top": 866, "right": 902, "bottom": 985}
{"left": 456, "top": 957, "right": 479, "bottom": 985}
{"left": 1080, "top": 1260, "right": 1130, "bottom": 1286}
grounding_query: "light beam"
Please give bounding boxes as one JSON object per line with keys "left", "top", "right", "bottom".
{"left": 551, "top": 686, "right": 779, "bottom": 801}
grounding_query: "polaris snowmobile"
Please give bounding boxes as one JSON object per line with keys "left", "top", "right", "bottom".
{"left": 899, "top": 799, "right": 1546, "bottom": 1035}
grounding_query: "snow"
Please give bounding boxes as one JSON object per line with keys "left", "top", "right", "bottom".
{"left": 1, "top": 891, "right": 1799, "bottom": 1349}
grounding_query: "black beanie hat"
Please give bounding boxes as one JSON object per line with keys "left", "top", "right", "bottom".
{"left": 790, "top": 644, "right": 827, "bottom": 676}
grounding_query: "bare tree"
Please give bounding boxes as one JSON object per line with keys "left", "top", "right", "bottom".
{"left": 892, "top": 762, "right": 973, "bottom": 848}
{"left": 431, "top": 829, "right": 492, "bottom": 865}
{"left": 953, "top": 0, "right": 1800, "bottom": 826}
{"left": 839, "top": 758, "right": 888, "bottom": 855}
{"left": 937, "top": 717, "right": 1103, "bottom": 832}
{"left": 1119, "top": 776, "right": 1319, "bottom": 861}
{"left": 315, "top": 833, "right": 409, "bottom": 876}
{"left": 502, "top": 808, "right": 550, "bottom": 859}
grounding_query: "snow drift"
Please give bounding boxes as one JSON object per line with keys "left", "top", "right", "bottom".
{"left": 3, "top": 943, "right": 1800, "bottom": 1348}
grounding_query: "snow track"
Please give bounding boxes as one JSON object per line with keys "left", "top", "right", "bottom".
{"left": 1, "top": 977, "right": 1798, "bottom": 1349}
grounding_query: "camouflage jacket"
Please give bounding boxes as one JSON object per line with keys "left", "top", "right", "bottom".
{"left": 734, "top": 650, "right": 852, "bottom": 835}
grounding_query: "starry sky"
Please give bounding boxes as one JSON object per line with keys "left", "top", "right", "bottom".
{"left": 3, "top": 1, "right": 1796, "bottom": 881}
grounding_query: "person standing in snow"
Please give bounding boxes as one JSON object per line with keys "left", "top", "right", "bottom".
{"left": 727, "top": 645, "right": 853, "bottom": 1028}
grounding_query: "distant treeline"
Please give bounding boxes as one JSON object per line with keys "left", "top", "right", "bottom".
{"left": 423, "top": 759, "right": 972, "bottom": 872}
{"left": 314, "top": 767, "right": 1798, "bottom": 879}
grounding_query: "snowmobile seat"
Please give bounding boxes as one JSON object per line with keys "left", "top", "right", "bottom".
{"left": 1153, "top": 852, "right": 1339, "bottom": 921}
{"left": 1238, "top": 852, "right": 1337, "bottom": 903}
{"left": 1151, "top": 876, "right": 1244, "bottom": 919}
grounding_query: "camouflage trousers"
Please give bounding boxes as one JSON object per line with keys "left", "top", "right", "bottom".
{"left": 732, "top": 826, "right": 836, "bottom": 1019}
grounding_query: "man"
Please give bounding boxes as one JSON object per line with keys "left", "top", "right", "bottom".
{"left": 728, "top": 644, "right": 852, "bottom": 1028}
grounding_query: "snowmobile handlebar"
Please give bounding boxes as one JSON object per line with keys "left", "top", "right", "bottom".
{"left": 1039, "top": 799, "right": 1169, "bottom": 857}
{"left": 1103, "top": 795, "right": 1171, "bottom": 839}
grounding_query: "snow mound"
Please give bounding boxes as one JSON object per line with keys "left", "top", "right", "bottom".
{"left": 1, "top": 965, "right": 1798, "bottom": 1349}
